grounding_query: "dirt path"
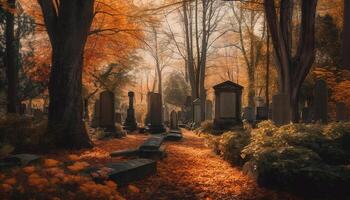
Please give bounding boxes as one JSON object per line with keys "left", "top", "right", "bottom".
{"left": 119, "top": 130, "right": 296, "bottom": 200}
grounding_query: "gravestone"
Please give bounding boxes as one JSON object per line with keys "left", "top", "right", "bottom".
{"left": 163, "top": 105, "right": 170, "bottom": 125}
{"left": 91, "top": 99, "right": 100, "bottom": 128}
{"left": 336, "top": 102, "right": 349, "bottom": 121}
{"left": 256, "top": 106, "right": 268, "bottom": 121}
{"left": 19, "top": 103, "right": 27, "bottom": 115}
{"left": 177, "top": 111, "right": 183, "bottom": 123}
{"left": 183, "top": 96, "right": 193, "bottom": 123}
{"left": 100, "top": 91, "right": 115, "bottom": 131}
{"left": 144, "top": 92, "right": 154, "bottom": 126}
{"left": 255, "top": 96, "right": 265, "bottom": 107}
{"left": 301, "top": 107, "right": 312, "bottom": 123}
{"left": 213, "top": 81, "right": 243, "bottom": 130}
{"left": 272, "top": 93, "right": 291, "bottom": 125}
{"left": 147, "top": 93, "right": 166, "bottom": 133}
{"left": 313, "top": 80, "right": 328, "bottom": 123}
{"left": 193, "top": 98, "right": 201, "bottom": 126}
{"left": 115, "top": 112, "right": 122, "bottom": 124}
{"left": 123, "top": 91, "right": 138, "bottom": 131}
{"left": 268, "top": 103, "right": 273, "bottom": 119}
{"left": 170, "top": 110, "right": 179, "bottom": 130}
{"left": 205, "top": 100, "right": 213, "bottom": 120}
{"left": 242, "top": 107, "right": 254, "bottom": 123}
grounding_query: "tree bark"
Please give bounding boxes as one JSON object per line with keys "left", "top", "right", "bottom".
{"left": 5, "top": 0, "right": 19, "bottom": 113}
{"left": 342, "top": 0, "right": 350, "bottom": 69}
{"left": 38, "top": 0, "right": 94, "bottom": 149}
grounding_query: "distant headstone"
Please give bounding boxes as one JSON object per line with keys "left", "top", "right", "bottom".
{"left": 19, "top": 104, "right": 26, "bottom": 115}
{"left": 144, "top": 92, "right": 153, "bottom": 126}
{"left": 313, "top": 80, "right": 328, "bottom": 123}
{"left": 123, "top": 91, "right": 138, "bottom": 131}
{"left": 100, "top": 91, "right": 115, "bottom": 131}
{"left": 177, "top": 111, "right": 183, "bottom": 123}
{"left": 115, "top": 112, "right": 122, "bottom": 124}
{"left": 242, "top": 107, "right": 254, "bottom": 122}
{"left": 147, "top": 93, "right": 166, "bottom": 133}
{"left": 163, "top": 105, "right": 170, "bottom": 125}
{"left": 301, "top": 107, "right": 312, "bottom": 123}
{"left": 183, "top": 96, "right": 193, "bottom": 123}
{"left": 272, "top": 93, "right": 291, "bottom": 125}
{"left": 205, "top": 100, "right": 213, "bottom": 120}
{"left": 170, "top": 110, "right": 179, "bottom": 130}
{"left": 213, "top": 81, "right": 243, "bottom": 130}
{"left": 193, "top": 98, "right": 201, "bottom": 126}
{"left": 336, "top": 102, "right": 349, "bottom": 121}
{"left": 256, "top": 106, "right": 268, "bottom": 121}
{"left": 91, "top": 99, "right": 101, "bottom": 128}
{"left": 268, "top": 103, "right": 273, "bottom": 119}
{"left": 255, "top": 96, "right": 265, "bottom": 107}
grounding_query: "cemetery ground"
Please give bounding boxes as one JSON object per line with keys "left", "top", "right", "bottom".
{"left": 0, "top": 122, "right": 297, "bottom": 200}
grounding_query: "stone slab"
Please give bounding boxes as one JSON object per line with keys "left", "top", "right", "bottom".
{"left": 138, "top": 145, "right": 167, "bottom": 160}
{"left": 110, "top": 149, "right": 139, "bottom": 157}
{"left": 3, "top": 154, "right": 41, "bottom": 166}
{"left": 139, "top": 135, "right": 165, "bottom": 151}
{"left": 90, "top": 159, "right": 157, "bottom": 186}
{"left": 165, "top": 132, "right": 183, "bottom": 141}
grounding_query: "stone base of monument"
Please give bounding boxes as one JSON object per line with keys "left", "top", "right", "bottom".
{"left": 213, "top": 118, "right": 242, "bottom": 131}
{"left": 146, "top": 125, "right": 166, "bottom": 134}
{"left": 89, "top": 159, "right": 157, "bottom": 186}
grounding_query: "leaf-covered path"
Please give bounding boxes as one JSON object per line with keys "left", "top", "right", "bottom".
{"left": 117, "top": 130, "right": 297, "bottom": 200}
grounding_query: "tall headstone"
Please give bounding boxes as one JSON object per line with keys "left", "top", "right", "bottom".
{"left": 177, "top": 111, "right": 183, "bottom": 124}
{"left": 170, "top": 110, "right": 179, "bottom": 130}
{"left": 213, "top": 81, "right": 243, "bottom": 130}
{"left": 242, "top": 107, "right": 254, "bottom": 123}
{"left": 100, "top": 91, "right": 115, "bottom": 131}
{"left": 272, "top": 93, "right": 291, "bottom": 125}
{"left": 193, "top": 98, "right": 201, "bottom": 126}
{"left": 313, "top": 80, "right": 328, "bottom": 123}
{"left": 205, "top": 100, "right": 213, "bottom": 120}
{"left": 91, "top": 99, "right": 100, "bottom": 128}
{"left": 124, "top": 91, "right": 138, "bottom": 131}
{"left": 147, "top": 93, "right": 166, "bottom": 133}
{"left": 336, "top": 102, "right": 349, "bottom": 121}
{"left": 183, "top": 96, "right": 192, "bottom": 123}
{"left": 144, "top": 92, "right": 154, "bottom": 126}
{"left": 163, "top": 105, "right": 170, "bottom": 125}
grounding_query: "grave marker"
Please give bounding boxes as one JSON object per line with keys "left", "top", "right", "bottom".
{"left": 313, "top": 80, "right": 328, "bottom": 123}
{"left": 336, "top": 102, "right": 349, "bottom": 121}
{"left": 272, "top": 93, "right": 291, "bottom": 125}
{"left": 123, "top": 91, "right": 138, "bottom": 131}
{"left": 100, "top": 91, "right": 115, "bottom": 131}
{"left": 147, "top": 93, "right": 166, "bottom": 133}
{"left": 170, "top": 110, "right": 179, "bottom": 130}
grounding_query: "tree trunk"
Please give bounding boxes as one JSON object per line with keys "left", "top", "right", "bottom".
{"left": 342, "top": 0, "right": 350, "bottom": 69}
{"left": 5, "top": 0, "right": 19, "bottom": 113}
{"left": 247, "top": 68, "right": 255, "bottom": 108}
{"left": 38, "top": 0, "right": 94, "bottom": 149}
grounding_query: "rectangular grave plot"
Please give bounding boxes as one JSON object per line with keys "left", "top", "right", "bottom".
{"left": 139, "top": 145, "right": 167, "bottom": 160}
{"left": 107, "top": 159, "right": 157, "bottom": 186}
{"left": 139, "top": 135, "right": 165, "bottom": 151}
{"left": 110, "top": 149, "right": 139, "bottom": 157}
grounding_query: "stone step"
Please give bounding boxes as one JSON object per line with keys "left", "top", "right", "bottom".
{"left": 105, "top": 159, "right": 157, "bottom": 186}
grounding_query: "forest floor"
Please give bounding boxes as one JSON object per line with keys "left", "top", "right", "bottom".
{"left": 99, "top": 130, "right": 297, "bottom": 200}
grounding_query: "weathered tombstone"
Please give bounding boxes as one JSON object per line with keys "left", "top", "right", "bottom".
{"left": 205, "top": 100, "right": 213, "bottom": 120}
{"left": 147, "top": 93, "right": 166, "bottom": 133}
{"left": 19, "top": 103, "right": 26, "bottom": 115}
{"left": 336, "top": 102, "right": 349, "bottom": 121}
{"left": 272, "top": 93, "right": 291, "bottom": 125}
{"left": 183, "top": 96, "right": 193, "bottom": 123}
{"left": 301, "top": 107, "right": 312, "bottom": 123}
{"left": 242, "top": 107, "right": 254, "bottom": 123}
{"left": 177, "top": 111, "right": 183, "bottom": 123}
{"left": 256, "top": 106, "right": 268, "bottom": 121}
{"left": 123, "top": 91, "right": 138, "bottom": 131}
{"left": 115, "top": 112, "right": 122, "bottom": 124}
{"left": 268, "top": 103, "right": 273, "bottom": 119}
{"left": 313, "top": 80, "right": 328, "bottom": 123}
{"left": 91, "top": 99, "right": 100, "bottom": 128}
{"left": 100, "top": 91, "right": 115, "bottom": 131}
{"left": 213, "top": 81, "right": 243, "bottom": 130}
{"left": 144, "top": 92, "right": 153, "bottom": 126}
{"left": 170, "top": 110, "right": 179, "bottom": 130}
{"left": 193, "top": 98, "right": 201, "bottom": 126}
{"left": 163, "top": 105, "right": 170, "bottom": 125}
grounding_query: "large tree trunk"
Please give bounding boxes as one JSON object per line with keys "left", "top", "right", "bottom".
{"left": 343, "top": 0, "right": 350, "bottom": 69}
{"left": 39, "top": 0, "right": 94, "bottom": 149}
{"left": 5, "top": 0, "right": 19, "bottom": 113}
{"left": 265, "top": 0, "right": 317, "bottom": 123}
